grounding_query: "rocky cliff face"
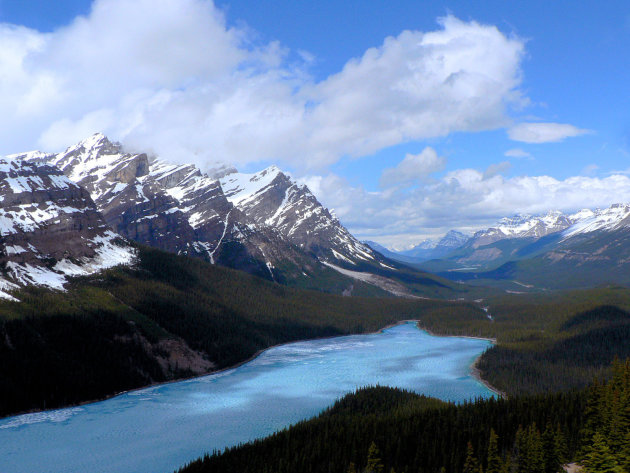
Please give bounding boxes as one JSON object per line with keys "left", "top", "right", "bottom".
{"left": 0, "top": 157, "right": 135, "bottom": 299}
{"left": 220, "top": 166, "right": 383, "bottom": 268}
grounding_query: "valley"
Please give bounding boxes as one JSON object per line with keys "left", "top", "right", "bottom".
{"left": 1, "top": 137, "right": 630, "bottom": 473}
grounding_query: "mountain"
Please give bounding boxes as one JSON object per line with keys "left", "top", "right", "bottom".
{"left": 366, "top": 230, "right": 470, "bottom": 264}
{"left": 420, "top": 210, "right": 598, "bottom": 272}
{"left": 406, "top": 230, "right": 470, "bottom": 259}
{"left": 362, "top": 241, "right": 413, "bottom": 262}
{"left": 436, "top": 230, "right": 470, "bottom": 249}
{"left": 419, "top": 203, "right": 630, "bottom": 290}
{"left": 0, "top": 157, "right": 134, "bottom": 300}
{"left": 468, "top": 211, "right": 572, "bottom": 248}
{"left": 219, "top": 166, "right": 384, "bottom": 268}
{"left": 14, "top": 134, "right": 459, "bottom": 298}
{"left": 16, "top": 134, "right": 311, "bottom": 281}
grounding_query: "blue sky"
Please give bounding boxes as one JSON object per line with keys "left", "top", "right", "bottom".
{"left": 1, "top": 0, "right": 629, "bottom": 247}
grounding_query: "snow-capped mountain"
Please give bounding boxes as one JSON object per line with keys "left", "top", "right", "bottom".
{"left": 372, "top": 230, "right": 471, "bottom": 263}
{"left": 17, "top": 134, "right": 392, "bottom": 288}
{"left": 220, "top": 166, "right": 381, "bottom": 267}
{"left": 408, "top": 239, "right": 438, "bottom": 251}
{"left": 0, "top": 157, "right": 135, "bottom": 300}
{"left": 563, "top": 204, "right": 630, "bottom": 239}
{"left": 417, "top": 203, "right": 630, "bottom": 290}
{"left": 469, "top": 211, "right": 573, "bottom": 248}
{"left": 20, "top": 134, "right": 326, "bottom": 281}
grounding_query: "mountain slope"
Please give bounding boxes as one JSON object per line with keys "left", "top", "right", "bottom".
{"left": 413, "top": 204, "right": 630, "bottom": 290}
{"left": 0, "top": 157, "right": 134, "bottom": 299}
{"left": 220, "top": 166, "right": 385, "bottom": 268}
{"left": 487, "top": 225, "right": 630, "bottom": 289}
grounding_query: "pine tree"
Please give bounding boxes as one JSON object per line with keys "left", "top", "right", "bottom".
{"left": 553, "top": 426, "right": 568, "bottom": 468}
{"left": 348, "top": 462, "right": 357, "bottom": 473}
{"left": 525, "top": 424, "right": 545, "bottom": 473}
{"left": 365, "top": 442, "right": 384, "bottom": 473}
{"left": 542, "top": 423, "right": 566, "bottom": 473}
{"left": 463, "top": 442, "right": 479, "bottom": 473}
{"left": 582, "top": 432, "right": 622, "bottom": 473}
{"left": 486, "top": 429, "right": 502, "bottom": 473}
{"left": 580, "top": 378, "right": 603, "bottom": 458}
{"left": 619, "top": 431, "right": 630, "bottom": 473}
{"left": 514, "top": 426, "right": 527, "bottom": 473}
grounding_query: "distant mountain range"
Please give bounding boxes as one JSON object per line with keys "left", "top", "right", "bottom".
{"left": 2, "top": 134, "right": 458, "bottom": 299}
{"left": 367, "top": 206, "right": 630, "bottom": 290}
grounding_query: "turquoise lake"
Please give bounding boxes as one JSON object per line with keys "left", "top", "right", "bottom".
{"left": 0, "top": 322, "right": 494, "bottom": 473}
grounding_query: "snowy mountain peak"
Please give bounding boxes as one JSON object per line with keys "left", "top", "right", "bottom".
{"left": 563, "top": 202, "right": 630, "bottom": 238}
{"left": 220, "top": 166, "right": 378, "bottom": 266}
{"left": 471, "top": 210, "right": 574, "bottom": 247}
{"left": 62, "top": 133, "right": 123, "bottom": 160}
{"left": 220, "top": 166, "right": 287, "bottom": 207}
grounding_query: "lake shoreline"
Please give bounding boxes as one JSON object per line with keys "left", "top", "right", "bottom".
{"left": 1, "top": 319, "right": 501, "bottom": 421}
{"left": 416, "top": 325, "right": 504, "bottom": 398}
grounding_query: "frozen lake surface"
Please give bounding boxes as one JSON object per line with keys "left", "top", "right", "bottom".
{"left": 0, "top": 322, "right": 493, "bottom": 473}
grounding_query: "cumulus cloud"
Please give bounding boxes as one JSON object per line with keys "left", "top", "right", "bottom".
{"left": 508, "top": 122, "right": 590, "bottom": 143}
{"left": 379, "top": 147, "right": 445, "bottom": 188}
{"left": 504, "top": 148, "right": 532, "bottom": 158}
{"left": 0, "top": 2, "right": 525, "bottom": 169}
{"left": 302, "top": 168, "right": 630, "bottom": 248}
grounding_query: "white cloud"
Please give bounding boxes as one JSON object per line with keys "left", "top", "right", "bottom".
{"left": 508, "top": 122, "right": 590, "bottom": 143}
{"left": 303, "top": 168, "right": 630, "bottom": 248}
{"left": 379, "top": 147, "right": 445, "bottom": 188}
{"left": 504, "top": 148, "right": 532, "bottom": 158}
{"left": 0, "top": 3, "right": 526, "bottom": 170}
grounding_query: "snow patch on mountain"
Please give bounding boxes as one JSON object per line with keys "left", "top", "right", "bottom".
{"left": 220, "top": 166, "right": 284, "bottom": 207}
{"left": 0, "top": 278, "right": 19, "bottom": 301}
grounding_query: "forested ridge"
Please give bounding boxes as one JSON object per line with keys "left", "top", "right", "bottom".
{"left": 415, "top": 288, "right": 630, "bottom": 395}
{"left": 179, "top": 360, "right": 630, "bottom": 473}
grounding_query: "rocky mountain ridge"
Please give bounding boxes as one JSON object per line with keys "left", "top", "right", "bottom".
{"left": 0, "top": 157, "right": 135, "bottom": 300}
{"left": 12, "top": 134, "right": 429, "bottom": 296}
